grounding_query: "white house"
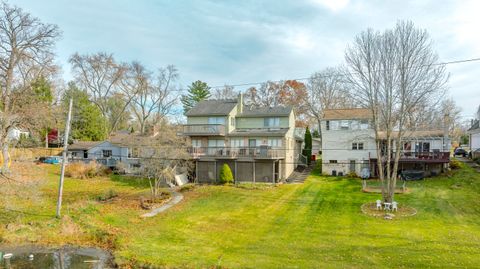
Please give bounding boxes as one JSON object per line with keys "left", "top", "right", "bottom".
{"left": 7, "top": 128, "right": 30, "bottom": 141}
{"left": 321, "top": 108, "right": 450, "bottom": 177}
{"left": 68, "top": 141, "right": 140, "bottom": 172}
{"left": 468, "top": 119, "right": 480, "bottom": 158}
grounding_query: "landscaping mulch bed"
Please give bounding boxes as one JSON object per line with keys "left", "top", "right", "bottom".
{"left": 362, "top": 187, "right": 409, "bottom": 194}
{"left": 361, "top": 202, "right": 417, "bottom": 219}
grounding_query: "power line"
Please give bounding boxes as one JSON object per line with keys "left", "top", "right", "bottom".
{"left": 203, "top": 57, "right": 480, "bottom": 90}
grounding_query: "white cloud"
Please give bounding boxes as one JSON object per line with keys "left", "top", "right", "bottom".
{"left": 310, "top": 0, "right": 350, "bottom": 12}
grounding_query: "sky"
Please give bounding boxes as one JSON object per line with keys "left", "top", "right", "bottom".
{"left": 13, "top": 0, "right": 480, "bottom": 120}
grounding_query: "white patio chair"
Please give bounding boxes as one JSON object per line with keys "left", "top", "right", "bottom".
{"left": 392, "top": 201, "right": 398, "bottom": 212}
{"left": 376, "top": 200, "right": 382, "bottom": 210}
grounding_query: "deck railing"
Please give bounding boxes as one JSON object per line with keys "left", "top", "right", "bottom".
{"left": 373, "top": 151, "right": 450, "bottom": 162}
{"left": 188, "top": 146, "right": 284, "bottom": 159}
{"left": 182, "top": 124, "right": 226, "bottom": 135}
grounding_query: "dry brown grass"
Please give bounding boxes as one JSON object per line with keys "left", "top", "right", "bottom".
{"left": 65, "top": 161, "right": 111, "bottom": 179}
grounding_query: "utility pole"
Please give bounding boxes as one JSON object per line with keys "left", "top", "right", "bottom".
{"left": 56, "top": 98, "right": 73, "bottom": 218}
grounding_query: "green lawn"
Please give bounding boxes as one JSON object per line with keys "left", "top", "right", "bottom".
{"left": 1, "top": 162, "right": 480, "bottom": 268}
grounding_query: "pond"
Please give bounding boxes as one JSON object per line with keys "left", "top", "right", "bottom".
{"left": 0, "top": 246, "right": 114, "bottom": 269}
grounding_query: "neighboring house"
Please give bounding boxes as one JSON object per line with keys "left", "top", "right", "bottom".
{"left": 182, "top": 94, "right": 304, "bottom": 183}
{"left": 68, "top": 140, "right": 140, "bottom": 172}
{"left": 468, "top": 119, "right": 480, "bottom": 158}
{"left": 7, "top": 128, "right": 30, "bottom": 141}
{"left": 312, "top": 138, "right": 322, "bottom": 156}
{"left": 321, "top": 108, "right": 450, "bottom": 177}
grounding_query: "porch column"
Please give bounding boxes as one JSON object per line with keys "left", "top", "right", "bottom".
{"left": 253, "top": 161, "right": 256, "bottom": 183}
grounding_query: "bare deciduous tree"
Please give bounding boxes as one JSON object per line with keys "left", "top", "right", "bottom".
{"left": 69, "top": 52, "right": 135, "bottom": 133}
{"left": 130, "top": 63, "right": 178, "bottom": 134}
{"left": 0, "top": 1, "right": 61, "bottom": 172}
{"left": 212, "top": 85, "right": 237, "bottom": 100}
{"left": 345, "top": 21, "right": 448, "bottom": 203}
{"left": 305, "top": 67, "right": 352, "bottom": 137}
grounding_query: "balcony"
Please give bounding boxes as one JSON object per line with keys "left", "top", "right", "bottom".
{"left": 371, "top": 151, "right": 450, "bottom": 163}
{"left": 182, "top": 124, "right": 226, "bottom": 136}
{"left": 188, "top": 146, "right": 284, "bottom": 159}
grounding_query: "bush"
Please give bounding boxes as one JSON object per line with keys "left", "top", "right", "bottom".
{"left": 218, "top": 164, "right": 234, "bottom": 184}
{"left": 346, "top": 171, "right": 359, "bottom": 178}
{"left": 179, "top": 183, "right": 195, "bottom": 192}
{"left": 97, "top": 189, "right": 118, "bottom": 201}
{"left": 449, "top": 159, "right": 462, "bottom": 170}
{"left": 65, "top": 161, "right": 111, "bottom": 179}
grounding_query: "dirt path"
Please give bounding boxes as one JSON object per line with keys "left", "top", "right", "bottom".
{"left": 141, "top": 190, "right": 184, "bottom": 218}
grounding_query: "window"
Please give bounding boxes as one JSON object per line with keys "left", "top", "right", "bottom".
{"left": 360, "top": 120, "right": 369, "bottom": 130}
{"left": 352, "top": 142, "right": 364, "bottom": 150}
{"left": 340, "top": 120, "right": 349, "bottom": 130}
{"left": 208, "top": 117, "right": 225, "bottom": 125}
{"left": 264, "top": 117, "right": 280, "bottom": 127}
{"left": 403, "top": 142, "right": 412, "bottom": 151}
{"left": 191, "top": 139, "right": 202, "bottom": 148}
{"left": 102, "top": 150, "right": 112, "bottom": 158}
{"left": 208, "top": 139, "right": 225, "bottom": 148}
{"left": 326, "top": 121, "right": 330, "bottom": 130}
{"left": 330, "top": 121, "right": 340, "bottom": 130}
{"left": 71, "top": 152, "right": 77, "bottom": 157}
{"left": 230, "top": 138, "right": 245, "bottom": 147}
{"left": 351, "top": 120, "right": 359, "bottom": 130}
{"left": 329, "top": 160, "right": 338, "bottom": 164}
{"left": 268, "top": 138, "right": 282, "bottom": 148}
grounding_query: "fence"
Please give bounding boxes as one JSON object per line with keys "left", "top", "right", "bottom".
{"left": 9, "top": 147, "right": 63, "bottom": 161}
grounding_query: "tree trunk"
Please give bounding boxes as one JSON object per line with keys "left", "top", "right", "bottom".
{"left": 45, "top": 131, "right": 49, "bottom": 149}
{"left": 2, "top": 143, "right": 10, "bottom": 174}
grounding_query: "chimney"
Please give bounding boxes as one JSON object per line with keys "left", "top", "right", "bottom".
{"left": 238, "top": 93, "right": 243, "bottom": 114}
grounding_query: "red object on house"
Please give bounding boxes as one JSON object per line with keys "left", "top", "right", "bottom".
{"left": 311, "top": 154, "right": 316, "bottom": 161}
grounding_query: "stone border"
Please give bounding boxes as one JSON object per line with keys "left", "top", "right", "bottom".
{"left": 361, "top": 202, "right": 417, "bottom": 219}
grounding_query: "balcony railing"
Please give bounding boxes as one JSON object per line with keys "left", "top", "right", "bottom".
{"left": 188, "top": 146, "right": 284, "bottom": 159}
{"left": 373, "top": 151, "right": 450, "bottom": 162}
{"left": 182, "top": 124, "right": 226, "bottom": 136}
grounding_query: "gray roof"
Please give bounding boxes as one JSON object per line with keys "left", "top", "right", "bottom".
{"left": 68, "top": 141, "right": 105, "bottom": 150}
{"left": 238, "top": 106, "right": 293, "bottom": 117}
{"left": 185, "top": 99, "right": 237, "bottom": 116}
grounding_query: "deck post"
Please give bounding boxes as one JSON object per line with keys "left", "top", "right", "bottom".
{"left": 195, "top": 160, "right": 198, "bottom": 184}
{"left": 234, "top": 161, "right": 238, "bottom": 184}
{"left": 253, "top": 161, "right": 256, "bottom": 183}
{"left": 272, "top": 161, "right": 275, "bottom": 183}
{"left": 214, "top": 161, "right": 217, "bottom": 184}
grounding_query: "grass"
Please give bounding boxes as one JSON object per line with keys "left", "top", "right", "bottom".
{"left": 1, "top": 161, "right": 480, "bottom": 268}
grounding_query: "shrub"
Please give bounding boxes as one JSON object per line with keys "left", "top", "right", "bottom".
{"left": 474, "top": 157, "right": 480, "bottom": 165}
{"left": 346, "top": 171, "right": 359, "bottom": 178}
{"left": 449, "top": 159, "right": 462, "bottom": 170}
{"left": 97, "top": 189, "right": 118, "bottom": 201}
{"left": 65, "top": 161, "right": 111, "bottom": 179}
{"left": 179, "top": 183, "right": 195, "bottom": 192}
{"left": 218, "top": 164, "right": 234, "bottom": 184}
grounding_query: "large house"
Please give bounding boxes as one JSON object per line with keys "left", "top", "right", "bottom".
{"left": 182, "top": 94, "right": 304, "bottom": 183}
{"left": 321, "top": 108, "right": 450, "bottom": 177}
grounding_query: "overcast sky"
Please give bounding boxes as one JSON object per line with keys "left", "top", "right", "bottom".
{"left": 14, "top": 0, "right": 480, "bottom": 119}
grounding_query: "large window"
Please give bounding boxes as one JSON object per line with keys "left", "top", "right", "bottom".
{"left": 264, "top": 117, "right": 280, "bottom": 127}
{"left": 230, "top": 138, "right": 245, "bottom": 147}
{"left": 208, "top": 139, "right": 225, "bottom": 148}
{"left": 340, "top": 120, "right": 349, "bottom": 130}
{"left": 208, "top": 117, "right": 225, "bottom": 125}
{"left": 191, "top": 139, "right": 202, "bottom": 148}
{"left": 268, "top": 138, "right": 282, "bottom": 148}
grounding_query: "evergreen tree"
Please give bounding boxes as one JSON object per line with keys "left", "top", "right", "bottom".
{"left": 218, "top": 163, "right": 234, "bottom": 184}
{"left": 62, "top": 82, "right": 108, "bottom": 141}
{"left": 303, "top": 127, "right": 312, "bottom": 164}
{"left": 31, "top": 76, "right": 53, "bottom": 103}
{"left": 181, "top": 80, "right": 211, "bottom": 114}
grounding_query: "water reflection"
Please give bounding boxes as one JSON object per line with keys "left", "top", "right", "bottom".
{"left": 0, "top": 247, "right": 111, "bottom": 269}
